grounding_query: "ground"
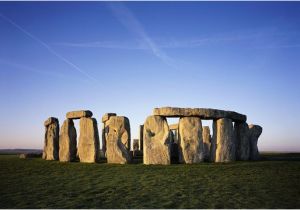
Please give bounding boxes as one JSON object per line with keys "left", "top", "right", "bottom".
{"left": 0, "top": 153, "right": 299, "bottom": 208}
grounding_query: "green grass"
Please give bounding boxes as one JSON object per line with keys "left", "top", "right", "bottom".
{"left": 0, "top": 154, "right": 299, "bottom": 208}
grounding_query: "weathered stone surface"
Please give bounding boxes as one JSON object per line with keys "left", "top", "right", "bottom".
{"left": 43, "top": 117, "right": 59, "bottom": 160}
{"left": 133, "top": 139, "right": 139, "bottom": 151}
{"left": 234, "top": 122, "right": 250, "bottom": 160}
{"left": 139, "top": 125, "right": 144, "bottom": 151}
{"left": 143, "top": 115, "right": 171, "bottom": 165}
{"left": 215, "top": 118, "right": 236, "bottom": 162}
{"left": 210, "top": 120, "right": 217, "bottom": 162}
{"left": 106, "top": 116, "right": 131, "bottom": 150}
{"left": 78, "top": 117, "right": 100, "bottom": 163}
{"left": 178, "top": 117, "right": 204, "bottom": 163}
{"left": 59, "top": 119, "right": 77, "bottom": 162}
{"left": 249, "top": 124, "right": 263, "bottom": 160}
{"left": 202, "top": 126, "right": 211, "bottom": 161}
{"left": 169, "top": 123, "right": 178, "bottom": 130}
{"left": 102, "top": 113, "right": 117, "bottom": 123}
{"left": 106, "top": 116, "right": 131, "bottom": 164}
{"left": 44, "top": 117, "right": 58, "bottom": 127}
{"left": 66, "top": 110, "right": 93, "bottom": 119}
{"left": 153, "top": 107, "right": 246, "bottom": 122}
{"left": 101, "top": 122, "right": 109, "bottom": 157}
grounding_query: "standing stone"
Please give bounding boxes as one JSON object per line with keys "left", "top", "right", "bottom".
{"left": 210, "top": 120, "right": 217, "bottom": 162}
{"left": 202, "top": 126, "right": 211, "bottom": 161}
{"left": 43, "top": 117, "right": 59, "bottom": 160}
{"left": 215, "top": 118, "right": 236, "bottom": 162}
{"left": 234, "top": 122, "right": 250, "bottom": 160}
{"left": 143, "top": 115, "right": 171, "bottom": 165}
{"left": 106, "top": 116, "right": 131, "bottom": 164}
{"left": 78, "top": 117, "right": 100, "bottom": 163}
{"left": 139, "top": 125, "right": 144, "bottom": 151}
{"left": 59, "top": 119, "right": 77, "bottom": 162}
{"left": 178, "top": 117, "right": 204, "bottom": 163}
{"left": 133, "top": 139, "right": 139, "bottom": 151}
{"left": 101, "top": 113, "right": 116, "bottom": 156}
{"left": 249, "top": 124, "right": 263, "bottom": 160}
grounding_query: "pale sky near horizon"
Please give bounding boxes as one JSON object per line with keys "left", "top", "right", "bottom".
{"left": 0, "top": 2, "right": 300, "bottom": 151}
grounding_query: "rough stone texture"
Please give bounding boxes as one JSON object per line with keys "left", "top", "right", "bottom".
{"left": 106, "top": 116, "right": 131, "bottom": 164}
{"left": 153, "top": 107, "right": 246, "bottom": 122}
{"left": 202, "top": 126, "right": 211, "bottom": 161}
{"left": 43, "top": 117, "right": 59, "bottom": 161}
{"left": 249, "top": 124, "right": 263, "bottom": 160}
{"left": 133, "top": 139, "right": 139, "bottom": 151}
{"left": 210, "top": 120, "right": 217, "bottom": 162}
{"left": 178, "top": 117, "right": 204, "bottom": 163}
{"left": 143, "top": 115, "right": 171, "bottom": 165}
{"left": 59, "top": 119, "right": 77, "bottom": 162}
{"left": 77, "top": 117, "right": 100, "bottom": 163}
{"left": 106, "top": 116, "right": 131, "bottom": 150}
{"left": 44, "top": 117, "right": 58, "bottom": 127}
{"left": 169, "top": 123, "right": 178, "bottom": 130}
{"left": 66, "top": 110, "right": 93, "bottom": 119}
{"left": 102, "top": 113, "right": 117, "bottom": 123}
{"left": 234, "top": 122, "right": 250, "bottom": 160}
{"left": 139, "top": 125, "right": 144, "bottom": 151}
{"left": 101, "top": 122, "right": 109, "bottom": 157}
{"left": 215, "top": 118, "right": 236, "bottom": 162}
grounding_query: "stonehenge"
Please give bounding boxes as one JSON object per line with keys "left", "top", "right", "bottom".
{"left": 42, "top": 107, "right": 263, "bottom": 165}
{"left": 43, "top": 117, "right": 59, "bottom": 160}
{"left": 105, "top": 115, "right": 131, "bottom": 164}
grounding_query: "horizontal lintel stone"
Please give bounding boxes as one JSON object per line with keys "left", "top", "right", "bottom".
{"left": 66, "top": 110, "right": 93, "bottom": 119}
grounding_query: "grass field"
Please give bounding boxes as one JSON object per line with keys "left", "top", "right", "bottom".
{"left": 0, "top": 153, "right": 299, "bottom": 208}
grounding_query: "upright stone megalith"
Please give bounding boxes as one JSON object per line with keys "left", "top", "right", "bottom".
{"left": 101, "top": 113, "right": 117, "bottom": 156}
{"left": 43, "top": 117, "right": 59, "bottom": 160}
{"left": 215, "top": 118, "right": 236, "bottom": 162}
{"left": 78, "top": 117, "right": 100, "bottom": 163}
{"left": 178, "top": 117, "right": 204, "bottom": 163}
{"left": 210, "top": 120, "right": 217, "bottom": 162}
{"left": 249, "top": 124, "right": 263, "bottom": 160}
{"left": 59, "top": 119, "right": 77, "bottom": 162}
{"left": 234, "top": 122, "right": 250, "bottom": 160}
{"left": 202, "top": 126, "right": 211, "bottom": 161}
{"left": 106, "top": 116, "right": 131, "bottom": 164}
{"left": 143, "top": 115, "right": 171, "bottom": 165}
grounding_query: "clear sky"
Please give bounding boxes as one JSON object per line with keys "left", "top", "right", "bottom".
{"left": 0, "top": 2, "right": 299, "bottom": 151}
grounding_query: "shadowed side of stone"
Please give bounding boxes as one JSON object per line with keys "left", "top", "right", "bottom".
{"left": 59, "top": 119, "right": 77, "bottom": 162}
{"left": 234, "top": 122, "right": 250, "bottom": 160}
{"left": 178, "top": 117, "right": 204, "bottom": 163}
{"left": 78, "top": 117, "right": 99, "bottom": 163}
{"left": 249, "top": 124, "right": 263, "bottom": 160}
{"left": 202, "top": 126, "right": 211, "bottom": 161}
{"left": 43, "top": 117, "right": 59, "bottom": 161}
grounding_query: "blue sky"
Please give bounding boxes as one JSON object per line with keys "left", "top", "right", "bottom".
{"left": 0, "top": 2, "right": 299, "bottom": 151}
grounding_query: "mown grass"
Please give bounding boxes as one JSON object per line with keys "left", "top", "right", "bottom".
{"left": 0, "top": 154, "right": 299, "bottom": 208}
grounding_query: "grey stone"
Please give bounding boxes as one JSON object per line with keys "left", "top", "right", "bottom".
{"left": 59, "top": 119, "right": 77, "bottom": 162}
{"left": 43, "top": 117, "right": 59, "bottom": 160}
{"left": 249, "top": 124, "right": 263, "bottom": 160}
{"left": 234, "top": 122, "right": 250, "bottom": 160}
{"left": 202, "top": 126, "right": 211, "bottom": 161}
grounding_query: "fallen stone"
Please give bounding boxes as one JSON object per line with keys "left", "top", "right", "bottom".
{"left": 101, "top": 113, "right": 117, "bottom": 123}
{"left": 77, "top": 117, "right": 100, "bottom": 163}
{"left": 43, "top": 117, "right": 59, "bottom": 160}
{"left": 215, "top": 118, "right": 236, "bottom": 162}
{"left": 59, "top": 119, "right": 77, "bottom": 162}
{"left": 178, "top": 117, "right": 204, "bottom": 163}
{"left": 143, "top": 115, "right": 171, "bottom": 165}
{"left": 234, "top": 122, "right": 250, "bottom": 160}
{"left": 249, "top": 124, "right": 263, "bottom": 160}
{"left": 20, "top": 153, "right": 42, "bottom": 159}
{"left": 202, "top": 126, "right": 211, "bottom": 161}
{"left": 153, "top": 107, "right": 246, "bottom": 122}
{"left": 66, "top": 110, "right": 93, "bottom": 119}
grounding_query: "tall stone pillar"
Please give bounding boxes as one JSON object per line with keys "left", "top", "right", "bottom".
{"left": 101, "top": 113, "right": 117, "bottom": 156}
{"left": 43, "top": 117, "right": 59, "bottom": 161}
{"left": 202, "top": 126, "right": 211, "bottom": 161}
{"left": 210, "top": 120, "right": 217, "bottom": 162}
{"left": 178, "top": 117, "right": 204, "bottom": 163}
{"left": 106, "top": 116, "right": 131, "bottom": 164}
{"left": 143, "top": 115, "right": 171, "bottom": 165}
{"left": 249, "top": 124, "right": 263, "bottom": 160}
{"left": 234, "top": 122, "right": 250, "bottom": 160}
{"left": 215, "top": 118, "right": 236, "bottom": 162}
{"left": 78, "top": 117, "right": 100, "bottom": 163}
{"left": 59, "top": 119, "right": 77, "bottom": 162}
{"left": 139, "top": 124, "right": 144, "bottom": 151}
